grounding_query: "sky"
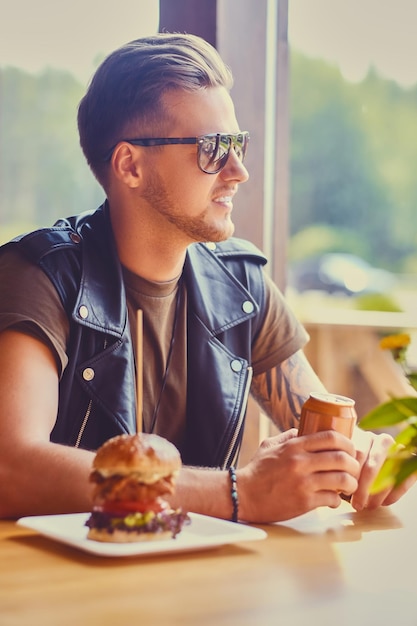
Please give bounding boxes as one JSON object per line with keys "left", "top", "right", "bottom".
{"left": 288, "top": 0, "right": 417, "bottom": 87}
{"left": 1, "top": 0, "right": 417, "bottom": 88}
{"left": 0, "top": 0, "right": 160, "bottom": 84}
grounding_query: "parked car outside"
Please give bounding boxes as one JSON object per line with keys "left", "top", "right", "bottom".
{"left": 288, "top": 253, "right": 396, "bottom": 296}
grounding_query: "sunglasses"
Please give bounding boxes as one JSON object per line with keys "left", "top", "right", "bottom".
{"left": 103, "top": 132, "right": 249, "bottom": 174}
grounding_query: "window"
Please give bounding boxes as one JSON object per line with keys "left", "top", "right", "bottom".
{"left": 0, "top": 0, "right": 159, "bottom": 242}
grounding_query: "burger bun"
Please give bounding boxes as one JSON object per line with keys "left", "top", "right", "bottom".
{"left": 93, "top": 433, "right": 181, "bottom": 479}
{"left": 87, "top": 527, "right": 172, "bottom": 543}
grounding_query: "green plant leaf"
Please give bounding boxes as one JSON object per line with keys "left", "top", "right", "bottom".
{"left": 394, "top": 455, "right": 417, "bottom": 488}
{"left": 369, "top": 456, "right": 398, "bottom": 493}
{"left": 369, "top": 446, "right": 417, "bottom": 493}
{"left": 394, "top": 422, "right": 417, "bottom": 446}
{"left": 359, "top": 397, "right": 417, "bottom": 430}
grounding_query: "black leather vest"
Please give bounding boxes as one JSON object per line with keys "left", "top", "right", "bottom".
{"left": 8, "top": 204, "right": 267, "bottom": 468}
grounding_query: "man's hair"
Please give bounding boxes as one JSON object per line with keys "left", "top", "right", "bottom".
{"left": 77, "top": 32, "right": 234, "bottom": 186}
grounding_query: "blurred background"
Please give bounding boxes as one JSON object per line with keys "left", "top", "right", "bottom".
{"left": 286, "top": 0, "right": 417, "bottom": 336}
{"left": 2, "top": 1, "right": 417, "bottom": 277}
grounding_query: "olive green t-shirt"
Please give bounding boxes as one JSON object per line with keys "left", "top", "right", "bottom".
{"left": 0, "top": 248, "right": 308, "bottom": 442}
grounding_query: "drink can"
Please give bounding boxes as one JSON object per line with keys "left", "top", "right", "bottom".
{"left": 298, "top": 392, "right": 357, "bottom": 438}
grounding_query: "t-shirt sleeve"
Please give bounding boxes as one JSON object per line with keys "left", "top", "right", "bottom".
{"left": 251, "top": 271, "right": 309, "bottom": 376}
{"left": 0, "top": 248, "right": 69, "bottom": 377}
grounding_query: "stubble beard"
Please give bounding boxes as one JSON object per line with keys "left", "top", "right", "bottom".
{"left": 141, "top": 170, "right": 235, "bottom": 243}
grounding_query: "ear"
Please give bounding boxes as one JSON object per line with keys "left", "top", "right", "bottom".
{"left": 111, "top": 143, "right": 143, "bottom": 188}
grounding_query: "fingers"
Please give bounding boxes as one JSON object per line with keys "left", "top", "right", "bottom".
{"left": 362, "top": 473, "right": 417, "bottom": 509}
{"left": 257, "top": 428, "right": 298, "bottom": 452}
{"left": 294, "top": 432, "right": 360, "bottom": 500}
{"left": 351, "top": 431, "right": 394, "bottom": 511}
{"left": 267, "top": 428, "right": 299, "bottom": 444}
{"left": 311, "top": 470, "right": 359, "bottom": 498}
{"left": 278, "top": 427, "right": 299, "bottom": 441}
{"left": 290, "top": 431, "right": 360, "bottom": 493}
{"left": 299, "top": 429, "right": 357, "bottom": 456}
{"left": 354, "top": 430, "right": 393, "bottom": 471}
{"left": 350, "top": 430, "right": 417, "bottom": 511}
{"left": 380, "top": 474, "right": 417, "bottom": 506}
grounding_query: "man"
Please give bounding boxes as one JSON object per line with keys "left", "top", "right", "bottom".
{"left": 0, "top": 33, "right": 412, "bottom": 522}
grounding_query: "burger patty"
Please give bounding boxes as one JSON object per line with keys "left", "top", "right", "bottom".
{"left": 90, "top": 471, "right": 176, "bottom": 502}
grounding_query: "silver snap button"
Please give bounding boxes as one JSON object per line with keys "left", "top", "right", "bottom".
{"left": 83, "top": 368, "right": 95, "bottom": 381}
{"left": 231, "top": 359, "right": 243, "bottom": 373}
{"left": 79, "top": 305, "right": 89, "bottom": 319}
{"left": 242, "top": 300, "right": 254, "bottom": 314}
{"left": 70, "top": 232, "right": 81, "bottom": 244}
{"left": 205, "top": 242, "right": 217, "bottom": 251}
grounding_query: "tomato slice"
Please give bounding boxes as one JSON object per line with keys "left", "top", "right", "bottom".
{"left": 97, "top": 498, "right": 168, "bottom": 515}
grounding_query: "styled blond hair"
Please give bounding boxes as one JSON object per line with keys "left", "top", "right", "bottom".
{"left": 77, "top": 33, "right": 233, "bottom": 185}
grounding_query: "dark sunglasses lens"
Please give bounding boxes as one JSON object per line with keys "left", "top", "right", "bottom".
{"left": 199, "top": 135, "right": 228, "bottom": 173}
{"left": 234, "top": 134, "right": 248, "bottom": 161}
{"left": 198, "top": 134, "right": 248, "bottom": 173}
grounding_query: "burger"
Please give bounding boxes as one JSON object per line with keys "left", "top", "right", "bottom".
{"left": 85, "top": 433, "right": 190, "bottom": 543}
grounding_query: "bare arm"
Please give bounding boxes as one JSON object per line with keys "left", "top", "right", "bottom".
{"left": 0, "top": 329, "right": 94, "bottom": 518}
{"left": 250, "top": 349, "right": 327, "bottom": 430}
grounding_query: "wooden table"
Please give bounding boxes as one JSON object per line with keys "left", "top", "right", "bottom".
{"left": 2, "top": 489, "right": 417, "bottom": 626}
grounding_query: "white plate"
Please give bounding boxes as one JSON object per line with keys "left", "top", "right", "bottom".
{"left": 17, "top": 512, "right": 267, "bottom": 557}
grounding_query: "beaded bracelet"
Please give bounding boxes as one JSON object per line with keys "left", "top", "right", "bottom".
{"left": 228, "top": 465, "right": 239, "bottom": 523}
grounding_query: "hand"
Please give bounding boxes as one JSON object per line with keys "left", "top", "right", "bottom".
{"left": 237, "top": 428, "right": 360, "bottom": 523}
{"left": 350, "top": 428, "right": 417, "bottom": 510}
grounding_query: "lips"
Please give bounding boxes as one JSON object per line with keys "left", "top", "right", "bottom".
{"left": 212, "top": 186, "right": 237, "bottom": 204}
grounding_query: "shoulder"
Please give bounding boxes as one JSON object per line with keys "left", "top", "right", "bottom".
{"left": 0, "top": 210, "right": 100, "bottom": 311}
{"left": 0, "top": 246, "right": 55, "bottom": 290}
{"left": 4, "top": 207, "right": 103, "bottom": 264}
{"left": 1, "top": 205, "right": 107, "bottom": 288}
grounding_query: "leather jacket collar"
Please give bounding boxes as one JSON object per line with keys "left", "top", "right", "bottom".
{"left": 66, "top": 203, "right": 264, "bottom": 339}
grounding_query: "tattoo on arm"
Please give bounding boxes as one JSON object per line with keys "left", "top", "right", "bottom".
{"left": 251, "top": 350, "right": 326, "bottom": 431}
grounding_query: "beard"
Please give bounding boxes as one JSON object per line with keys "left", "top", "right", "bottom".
{"left": 140, "top": 169, "right": 235, "bottom": 243}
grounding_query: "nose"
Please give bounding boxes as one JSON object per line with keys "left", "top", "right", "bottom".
{"left": 220, "top": 149, "right": 249, "bottom": 183}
